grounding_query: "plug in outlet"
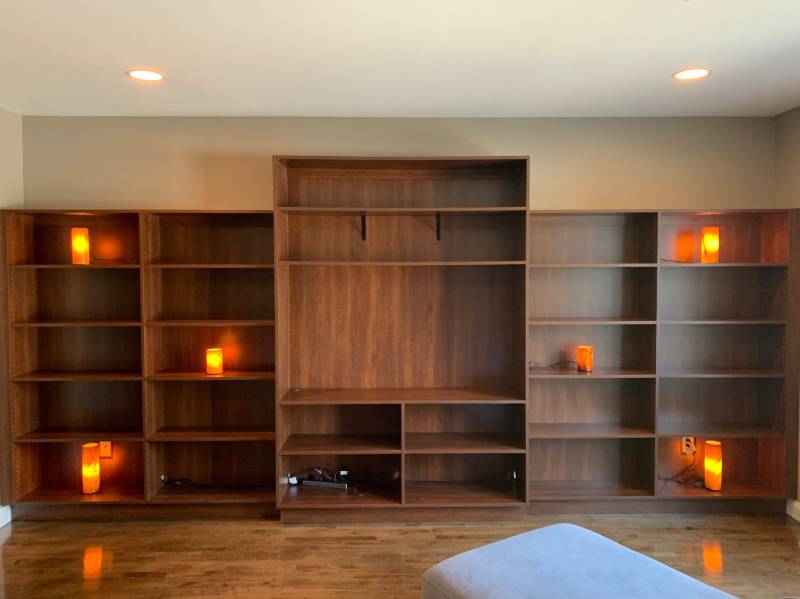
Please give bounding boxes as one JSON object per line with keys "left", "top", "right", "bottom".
{"left": 681, "top": 436, "right": 696, "bottom": 456}
{"left": 99, "top": 441, "right": 112, "bottom": 458}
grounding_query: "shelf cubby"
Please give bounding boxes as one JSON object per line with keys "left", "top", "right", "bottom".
{"left": 405, "top": 404, "right": 525, "bottom": 453}
{"left": 659, "top": 211, "right": 788, "bottom": 265}
{"left": 145, "top": 325, "right": 274, "bottom": 378}
{"left": 528, "top": 266, "right": 656, "bottom": 321}
{"left": 12, "top": 381, "right": 143, "bottom": 439}
{"left": 528, "top": 213, "right": 657, "bottom": 265}
{"left": 528, "top": 438, "right": 654, "bottom": 499}
{"left": 13, "top": 441, "right": 144, "bottom": 503}
{"left": 660, "top": 266, "right": 786, "bottom": 322}
{"left": 147, "top": 380, "right": 275, "bottom": 440}
{"left": 657, "top": 378, "right": 783, "bottom": 438}
{"left": 528, "top": 379, "right": 655, "bottom": 438}
{"left": 7, "top": 212, "right": 140, "bottom": 267}
{"left": 280, "top": 212, "right": 524, "bottom": 263}
{"left": 11, "top": 326, "right": 142, "bottom": 379}
{"left": 10, "top": 267, "right": 141, "bottom": 324}
{"left": 657, "top": 436, "right": 784, "bottom": 498}
{"left": 148, "top": 441, "right": 275, "bottom": 502}
{"left": 146, "top": 267, "right": 274, "bottom": 321}
{"left": 528, "top": 324, "right": 656, "bottom": 375}
{"left": 280, "top": 404, "right": 401, "bottom": 454}
{"left": 405, "top": 454, "right": 525, "bottom": 506}
{"left": 143, "top": 212, "right": 274, "bottom": 266}
{"left": 279, "top": 454, "right": 402, "bottom": 507}
{"left": 275, "top": 157, "right": 527, "bottom": 209}
{"left": 658, "top": 323, "right": 785, "bottom": 377}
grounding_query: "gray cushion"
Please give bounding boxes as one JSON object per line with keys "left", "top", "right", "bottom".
{"left": 421, "top": 523, "right": 735, "bottom": 599}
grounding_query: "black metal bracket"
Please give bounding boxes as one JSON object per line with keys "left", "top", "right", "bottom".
{"left": 435, "top": 212, "right": 441, "bottom": 241}
{"left": 360, "top": 211, "right": 366, "bottom": 241}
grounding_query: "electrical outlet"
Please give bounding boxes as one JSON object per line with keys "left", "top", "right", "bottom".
{"left": 99, "top": 441, "right": 112, "bottom": 458}
{"left": 681, "top": 436, "right": 696, "bottom": 456}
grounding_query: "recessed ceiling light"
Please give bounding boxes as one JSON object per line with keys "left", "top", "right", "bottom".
{"left": 673, "top": 67, "right": 711, "bottom": 82}
{"left": 126, "top": 68, "right": 164, "bottom": 82}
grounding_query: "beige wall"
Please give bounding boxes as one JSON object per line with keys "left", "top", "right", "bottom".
{"left": 0, "top": 109, "right": 23, "bottom": 209}
{"left": 22, "top": 116, "right": 776, "bottom": 210}
{"left": 776, "top": 107, "right": 800, "bottom": 208}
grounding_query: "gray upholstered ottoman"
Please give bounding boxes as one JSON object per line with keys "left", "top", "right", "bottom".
{"left": 421, "top": 523, "right": 734, "bottom": 599}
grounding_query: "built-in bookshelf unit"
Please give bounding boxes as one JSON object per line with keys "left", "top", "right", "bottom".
{"left": 274, "top": 157, "right": 529, "bottom": 522}
{"left": 1, "top": 180, "right": 797, "bottom": 521}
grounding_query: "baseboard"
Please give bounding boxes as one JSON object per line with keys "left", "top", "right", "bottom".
{"left": 787, "top": 499, "right": 800, "bottom": 522}
{"left": 0, "top": 506, "right": 11, "bottom": 528}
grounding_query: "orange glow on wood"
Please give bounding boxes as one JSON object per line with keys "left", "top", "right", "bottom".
{"left": 71, "top": 228, "right": 91, "bottom": 265}
{"left": 704, "top": 440, "right": 722, "bottom": 491}
{"left": 702, "top": 541, "right": 724, "bottom": 575}
{"left": 81, "top": 442, "right": 100, "bottom": 494}
{"left": 576, "top": 345, "right": 594, "bottom": 372}
{"left": 82, "top": 547, "right": 104, "bottom": 580}
{"left": 701, "top": 226, "right": 720, "bottom": 263}
{"left": 206, "top": 348, "right": 224, "bottom": 375}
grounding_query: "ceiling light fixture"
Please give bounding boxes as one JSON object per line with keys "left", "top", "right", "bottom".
{"left": 126, "top": 68, "right": 164, "bottom": 82}
{"left": 673, "top": 67, "right": 711, "bottom": 82}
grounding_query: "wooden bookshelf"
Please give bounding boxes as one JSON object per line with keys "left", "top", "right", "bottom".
{"left": 1, "top": 194, "right": 796, "bottom": 521}
{"left": 274, "top": 157, "right": 528, "bottom": 521}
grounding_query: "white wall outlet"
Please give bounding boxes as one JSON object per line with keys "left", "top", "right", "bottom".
{"left": 99, "top": 441, "right": 112, "bottom": 458}
{"left": 681, "top": 436, "right": 696, "bottom": 456}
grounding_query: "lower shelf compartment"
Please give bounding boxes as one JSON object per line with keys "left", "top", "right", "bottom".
{"left": 151, "top": 485, "right": 275, "bottom": 504}
{"left": 655, "top": 480, "right": 784, "bottom": 499}
{"left": 281, "top": 483, "right": 401, "bottom": 508}
{"left": 405, "top": 481, "right": 524, "bottom": 506}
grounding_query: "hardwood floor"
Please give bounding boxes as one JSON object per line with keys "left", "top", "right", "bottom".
{"left": 1, "top": 514, "right": 799, "bottom": 598}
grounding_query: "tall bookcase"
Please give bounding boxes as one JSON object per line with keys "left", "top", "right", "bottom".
{"left": 273, "top": 157, "right": 530, "bottom": 522}
{"left": 1, "top": 169, "right": 797, "bottom": 522}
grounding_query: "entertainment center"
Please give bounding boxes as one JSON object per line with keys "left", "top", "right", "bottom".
{"left": 1, "top": 156, "right": 796, "bottom": 522}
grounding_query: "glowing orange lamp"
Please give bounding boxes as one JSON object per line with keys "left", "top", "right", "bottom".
{"left": 700, "top": 226, "right": 720, "bottom": 263}
{"left": 576, "top": 345, "right": 594, "bottom": 372}
{"left": 206, "top": 348, "right": 224, "bottom": 375}
{"left": 704, "top": 440, "right": 722, "bottom": 491}
{"left": 71, "top": 227, "right": 91, "bottom": 265}
{"left": 81, "top": 442, "right": 101, "bottom": 494}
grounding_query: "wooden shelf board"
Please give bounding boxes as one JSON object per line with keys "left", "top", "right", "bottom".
{"left": 281, "top": 434, "right": 400, "bottom": 454}
{"left": 528, "top": 263, "right": 657, "bottom": 268}
{"left": 660, "top": 319, "right": 786, "bottom": 325}
{"left": 528, "top": 481, "right": 654, "bottom": 500}
{"left": 148, "top": 263, "right": 274, "bottom": 269}
{"left": 656, "top": 481, "right": 784, "bottom": 499}
{"left": 281, "top": 388, "right": 525, "bottom": 405}
{"left": 147, "top": 319, "right": 275, "bottom": 327}
{"left": 658, "top": 369, "right": 784, "bottom": 379}
{"left": 148, "top": 370, "right": 276, "bottom": 381}
{"left": 528, "top": 423, "right": 654, "bottom": 439}
{"left": 404, "top": 433, "right": 526, "bottom": 453}
{"left": 529, "top": 318, "right": 656, "bottom": 325}
{"left": 12, "top": 320, "right": 141, "bottom": 328}
{"left": 659, "top": 262, "right": 788, "bottom": 268}
{"left": 279, "top": 206, "right": 527, "bottom": 215}
{"left": 16, "top": 486, "right": 145, "bottom": 504}
{"left": 12, "top": 370, "right": 142, "bottom": 382}
{"left": 529, "top": 368, "right": 656, "bottom": 379}
{"left": 657, "top": 424, "right": 784, "bottom": 438}
{"left": 280, "top": 484, "right": 401, "bottom": 508}
{"left": 11, "top": 264, "right": 140, "bottom": 270}
{"left": 150, "top": 426, "right": 276, "bottom": 442}
{"left": 404, "top": 481, "right": 524, "bottom": 506}
{"left": 151, "top": 486, "right": 275, "bottom": 504}
{"left": 15, "top": 429, "right": 143, "bottom": 443}
{"left": 280, "top": 260, "right": 526, "bottom": 267}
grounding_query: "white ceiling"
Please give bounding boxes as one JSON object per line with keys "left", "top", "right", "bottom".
{"left": 1, "top": 0, "right": 800, "bottom": 117}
